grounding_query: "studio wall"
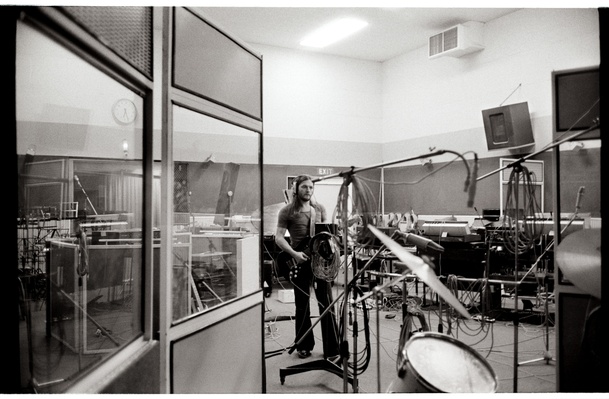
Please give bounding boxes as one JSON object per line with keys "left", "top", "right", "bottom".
{"left": 382, "top": 147, "right": 601, "bottom": 217}
{"left": 248, "top": 8, "right": 600, "bottom": 219}
{"left": 250, "top": 9, "right": 599, "bottom": 168}
{"left": 381, "top": 8, "right": 599, "bottom": 162}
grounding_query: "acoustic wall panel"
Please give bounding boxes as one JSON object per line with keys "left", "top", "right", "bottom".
{"left": 171, "top": 303, "right": 264, "bottom": 393}
{"left": 173, "top": 8, "right": 262, "bottom": 119}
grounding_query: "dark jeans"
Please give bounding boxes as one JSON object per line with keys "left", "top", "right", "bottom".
{"left": 292, "top": 261, "right": 339, "bottom": 357}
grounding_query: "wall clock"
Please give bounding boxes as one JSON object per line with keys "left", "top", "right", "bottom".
{"left": 112, "top": 98, "right": 137, "bottom": 125}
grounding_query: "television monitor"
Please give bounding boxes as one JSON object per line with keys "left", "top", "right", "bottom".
{"left": 482, "top": 102, "right": 535, "bottom": 151}
{"left": 552, "top": 66, "right": 600, "bottom": 140}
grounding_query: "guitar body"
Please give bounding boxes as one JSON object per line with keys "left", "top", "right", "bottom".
{"left": 276, "top": 240, "right": 309, "bottom": 281}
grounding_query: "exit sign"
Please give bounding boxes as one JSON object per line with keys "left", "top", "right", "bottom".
{"left": 318, "top": 168, "right": 334, "bottom": 175}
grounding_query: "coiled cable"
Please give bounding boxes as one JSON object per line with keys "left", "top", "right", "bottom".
{"left": 310, "top": 232, "right": 341, "bottom": 282}
{"left": 501, "top": 165, "right": 542, "bottom": 255}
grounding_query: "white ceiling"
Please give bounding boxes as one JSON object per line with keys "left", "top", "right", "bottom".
{"left": 195, "top": 7, "right": 520, "bottom": 62}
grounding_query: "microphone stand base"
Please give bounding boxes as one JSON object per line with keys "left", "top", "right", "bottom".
{"left": 279, "top": 359, "right": 354, "bottom": 387}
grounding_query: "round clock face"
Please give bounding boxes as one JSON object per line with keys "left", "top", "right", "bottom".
{"left": 112, "top": 99, "right": 137, "bottom": 125}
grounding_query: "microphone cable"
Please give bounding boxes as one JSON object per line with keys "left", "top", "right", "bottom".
{"left": 310, "top": 232, "right": 342, "bottom": 282}
{"left": 334, "top": 173, "right": 378, "bottom": 248}
{"left": 501, "top": 165, "right": 542, "bottom": 255}
{"left": 380, "top": 150, "right": 473, "bottom": 189}
{"left": 336, "top": 285, "right": 372, "bottom": 376}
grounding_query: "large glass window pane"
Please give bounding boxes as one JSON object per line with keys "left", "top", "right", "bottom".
{"left": 16, "top": 22, "right": 144, "bottom": 392}
{"left": 172, "top": 105, "right": 261, "bottom": 320}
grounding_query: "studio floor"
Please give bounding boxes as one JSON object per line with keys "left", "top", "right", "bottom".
{"left": 263, "top": 276, "right": 557, "bottom": 394}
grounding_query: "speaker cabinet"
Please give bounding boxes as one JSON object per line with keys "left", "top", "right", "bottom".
{"left": 482, "top": 102, "right": 534, "bottom": 151}
{"left": 556, "top": 291, "right": 602, "bottom": 392}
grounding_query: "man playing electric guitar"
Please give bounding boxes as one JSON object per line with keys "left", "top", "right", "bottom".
{"left": 276, "top": 240, "right": 309, "bottom": 281}
{"left": 275, "top": 175, "right": 340, "bottom": 361}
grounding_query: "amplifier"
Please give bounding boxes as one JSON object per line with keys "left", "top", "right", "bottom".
{"left": 482, "top": 209, "right": 500, "bottom": 221}
{"left": 421, "top": 221, "right": 471, "bottom": 237}
{"left": 423, "top": 234, "right": 481, "bottom": 243}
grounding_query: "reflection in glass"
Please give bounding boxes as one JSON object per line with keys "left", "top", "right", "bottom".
{"left": 16, "top": 22, "right": 144, "bottom": 392}
{"left": 172, "top": 105, "right": 261, "bottom": 320}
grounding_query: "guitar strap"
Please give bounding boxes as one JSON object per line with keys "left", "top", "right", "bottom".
{"left": 309, "top": 206, "right": 316, "bottom": 238}
{"left": 309, "top": 206, "right": 316, "bottom": 288}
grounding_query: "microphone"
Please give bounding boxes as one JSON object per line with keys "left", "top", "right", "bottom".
{"left": 74, "top": 174, "right": 84, "bottom": 189}
{"left": 467, "top": 154, "right": 478, "bottom": 208}
{"left": 395, "top": 231, "right": 444, "bottom": 253}
{"left": 74, "top": 174, "right": 98, "bottom": 215}
{"left": 575, "top": 186, "right": 585, "bottom": 211}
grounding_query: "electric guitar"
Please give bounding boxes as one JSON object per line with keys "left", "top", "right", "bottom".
{"left": 276, "top": 240, "right": 310, "bottom": 281}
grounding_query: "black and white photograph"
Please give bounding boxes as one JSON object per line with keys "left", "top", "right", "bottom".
{"left": 5, "top": 2, "right": 605, "bottom": 396}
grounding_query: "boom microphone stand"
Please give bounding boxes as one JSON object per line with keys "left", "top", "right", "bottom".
{"left": 308, "top": 149, "right": 470, "bottom": 392}
{"left": 74, "top": 175, "right": 98, "bottom": 216}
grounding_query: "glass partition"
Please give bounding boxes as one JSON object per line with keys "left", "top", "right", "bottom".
{"left": 171, "top": 105, "right": 261, "bottom": 321}
{"left": 16, "top": 21, "right": 145, "bottom": 392}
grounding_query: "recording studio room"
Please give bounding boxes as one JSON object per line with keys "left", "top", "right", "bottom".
{"left": 8, "top": 5, "right": 605, "bottom": 396}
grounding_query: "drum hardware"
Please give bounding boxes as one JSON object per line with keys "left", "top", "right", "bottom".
{"left": 367, "top": 226, "right": 471, "bottom": 320}
{"left": 387, "top": 332, "right": 498, "bottom": 393}
{"left": 364, "top": 225, "right": 473, "bottom": 392}
{"left": 355, "top": 269, "right": 412, "bottom": 392}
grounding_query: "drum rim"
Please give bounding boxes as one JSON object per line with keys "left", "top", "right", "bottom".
{"left": 403, "top": 331, "right": 499, "bottom": 393}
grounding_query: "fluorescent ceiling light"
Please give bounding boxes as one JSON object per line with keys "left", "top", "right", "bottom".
{"left": 300, "top": 18, "right": 368, "bottom": 48}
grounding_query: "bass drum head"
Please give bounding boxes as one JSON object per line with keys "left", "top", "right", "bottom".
{"left": 388, "top": 332, "right": 497, "bottom": 393}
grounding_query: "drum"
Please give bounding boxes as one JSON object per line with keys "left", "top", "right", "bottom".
{"left": 387, "top": 332, "right": 498, "bottom": 393}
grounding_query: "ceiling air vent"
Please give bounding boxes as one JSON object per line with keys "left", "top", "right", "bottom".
{"left": 428, "top": 21, "right": 484, "bottom": 59}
